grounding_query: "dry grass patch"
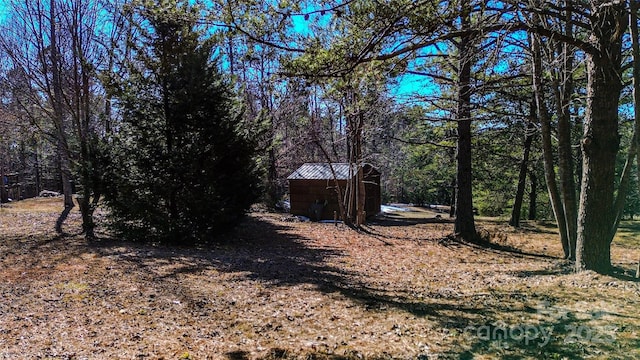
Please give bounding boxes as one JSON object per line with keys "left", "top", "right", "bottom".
{"left": 0, "top": 198, "right": 639, "bottom": 359}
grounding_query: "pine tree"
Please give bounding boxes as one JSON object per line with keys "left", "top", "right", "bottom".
{"left": 104, "top": 1, "right": 262, "bottom": 244}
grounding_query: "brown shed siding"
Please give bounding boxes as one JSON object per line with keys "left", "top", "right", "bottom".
{"left": 288, "top": 179, "right": 346, "bottom": 219}
{"left": 288, "top": 163, "right": 381, "bottom": 221}
{"left": 365, "top": 176, "right": 381, "bottom": 217}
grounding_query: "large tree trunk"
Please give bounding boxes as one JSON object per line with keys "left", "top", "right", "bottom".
{"left": 340, "top": 85, "right": 367, "bottom": 227}
{"left": 344, "top": 121, "right": 365, "bottom": 227}
{"left": 531, "top": 33, "right": 571, "bottom": 258}
{"left": 575, "top": 1, "right": 626, "bottom": 273}
{"left": 454, "top": 1, "right": 477, "bottom": 241}
{"left": 554, "top": 9, "right": 578, "bottom": 259}
{"left": 612, "top": 0, "right": 640, "bottom": 237}
{"left": 632, "top": 0, "right": 640, "bottom": 227}
{"left": 55, "top": 138, "right": 75, "bottom": 234}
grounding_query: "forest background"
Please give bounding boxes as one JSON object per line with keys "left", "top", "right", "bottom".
{"left": 1, "top": 0, "right": 640, "bottom": 274}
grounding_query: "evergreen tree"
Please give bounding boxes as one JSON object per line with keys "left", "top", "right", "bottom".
{"left": 104, "top": 1, "right": 262, "bottom": 245}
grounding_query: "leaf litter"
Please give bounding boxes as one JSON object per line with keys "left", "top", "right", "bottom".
{"left": 0, "top": 198, "right": 639, "bottom": 359}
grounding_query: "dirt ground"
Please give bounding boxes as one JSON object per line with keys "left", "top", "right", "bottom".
{"left": 0, "top": 198, "right": 639, "bottom": 359}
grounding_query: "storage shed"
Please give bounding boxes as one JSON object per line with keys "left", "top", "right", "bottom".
{"left": 287, "top": 163, "right": 381, "bottom": 221}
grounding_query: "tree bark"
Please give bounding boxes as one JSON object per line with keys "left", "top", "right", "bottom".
{"left": 528, "top": 169, "right": 537, "bottom": 220}
{"left": 266, "top": 146, "right": 279, "bottom": 207}
{"left": 509, "top": 114, "right": 535, "bottom": 227}
{"left": 355, "top": 112, "right": 366, "bottom": 226}
{"left": 633, "top": 0, "right": 640, "bottom": 226}
{"left": 612, "top": 0, "right": 640, "bottom": 238}
{"left": 575, "top": 1, "right": 626, "bottom": 273}
{"left": 34, "top": 138, "right": 41, "bottom": 195}
{"left": 338, "top": 84, "right": 367, "bottom": 227}
{"left": 314, "top": 139, "right": 349, "bottom": 226}
{"left": 68, "top": 1, "right": 98, "bottom": 240}
{"left": 449, "top": 177, "right": 456, "bottom": 218}
{"left": 532, "top": 33, "right": 571, "bottom": 258}
{"left": 554, "top": 6, "right": 578, "bottom": 259}
{"left": 453, "top": 0, "right": 477, "bottom": 241}
{"left": 50, "top": 0, "right": 75, "bottom": 234}
{"left": 0, "top": 162, "right": 6, "bottom": 203}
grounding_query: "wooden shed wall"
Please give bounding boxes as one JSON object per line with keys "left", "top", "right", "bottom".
{"left": 289, "top": 171, "right": 382, "bottom": 220}
{"left": 289, "top": 179, "right": 345, "bottom": 220}
{"left": 364, "top": 176, "right": 381, "bottom": 216}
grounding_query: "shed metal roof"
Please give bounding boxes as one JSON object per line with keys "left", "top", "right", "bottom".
{"left": 287, "top": 163, "right": 377, "bottom": 180}
{"left": 287, "top": 163, "right": 352, "bottom": 180}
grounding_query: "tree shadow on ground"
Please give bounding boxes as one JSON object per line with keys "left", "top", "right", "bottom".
{"left": 88, "top": 215, "right": 637, "bottom": 359}
{"left": 515, "top": 221, "right": 560, "bottom": 235}
{"left": 453, "top": 234, "right": 560, "bottom": 260}
{"left": 510, "top": 266, "right": 574, "bottom": 278}
{"left": 83, "top": 215, "right": 497, "bottom": 352}
{"left": 8, "top": 213, "right": 638, "bottom": 359}
{"left": 88, "top": 215, "right": 353, "bottom": 291}
{"left": 609, "top": 266, "right": 640, "bottom": 282}
{"left": 86, "top": 216, "right": 484, "bottom": 317}
{"left": 367, "top": 213, "right": 558, "bottom": 261}
{"left": 479, "top": 218, "right": 560, "bottom": 235}
{"left": 369, "top": 212, "right": 454, "bottom": 227}
{"left": 451, "top": 291, "right": 640, "bottom": 360}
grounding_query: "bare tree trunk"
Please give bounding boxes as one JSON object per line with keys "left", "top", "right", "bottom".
{"left": 50, "top": 0, "right": 75, "bottom": 234}
{"left": 449, "top": 177, "right": 456, "bottom": 218}
{"left": 79, "top": 62, "right": 97, "bottom": 239}
{"left": 315, "top": 140, "right": 350, "bottom": 225}
{"left": 259, "top": 55, "right": 280, "bottom": 208}
{"left": 266, "top": 146, "right": 279, "bottom": 206}
{"left": 633, "top": 1, "right": 640, "bottom": 223}
{"left": 0, "top": 162, "right": 6, "bottom": 203}
{"left": 637, "top": 152, "right": 640, "bottom": 277}
{"left": 355, "top": 112, "right": 366, "bottom": 226}
{"left": 611, "top": 0, "right": 640, "bottom": 238}
{"left": 66, "top": 0, "right": 97, "bottom": 240}
{"left": 575, "top": 1, "right": 626, "bottom": 273}
{"left": 528, "top": 169, "right": 537, "bottom": 220}
{"left": 34, "top": 137, "right": 41, "bottom": 195}
{"left": 532, "top": 32, "right": 571, "bottom": 258}
{"left": 339, "top": 84, "right": 367, "bottom": 227}
{"left": 510, "top": 113, "right": 535, "bottom": 227}
{"left": 554, "top": 6, "right": 578, "bottom": 259}
{"left": 454, "top": 0, "right": 477, "bottom": 241}
{"left": 55, "top": 139, "right": 75, "bottom": 234}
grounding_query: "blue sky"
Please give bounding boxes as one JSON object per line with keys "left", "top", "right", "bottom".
{"left": 0, "top": 1, "right": 433, "bottom": 102}
{"left": 390, "top": 73, "right": 437, "bottom": 102}
{"left": 288, "top": 8, "right": 438, "bottom": 102}
{"left": 0, "top": 2, "right": 7, "bottom": 23}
